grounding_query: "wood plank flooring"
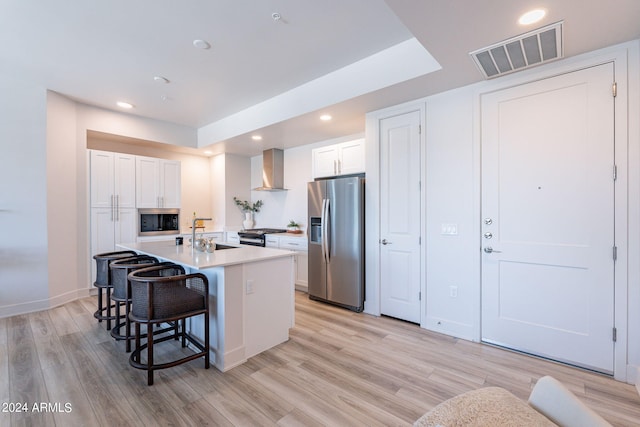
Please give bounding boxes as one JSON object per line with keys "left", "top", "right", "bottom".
{"left": 1, "top": 291, "right": 639, "bottom": 426}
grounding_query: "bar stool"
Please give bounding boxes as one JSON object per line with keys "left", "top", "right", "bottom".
{"left": 109, "top": 255, "right": 159, "bottom": 351}
{"left": 128, "top": 264, "right": 209, "bottom": 385}
{"left": 93, "top": 250, "right": 137, "bottom": 330}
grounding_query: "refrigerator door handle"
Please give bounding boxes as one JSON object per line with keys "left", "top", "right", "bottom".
{"left": 322, "top": 199, "right": 331, "bottom": 263}
{"left": 320, "top": 198, "right": 327, "bottom": 262}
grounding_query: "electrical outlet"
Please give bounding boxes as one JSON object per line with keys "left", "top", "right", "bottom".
{"left": 449, "top": 286, "right": 458, "bottom": 298}
{"left": 246, "top": 279, "right": 254, "bottom": 294}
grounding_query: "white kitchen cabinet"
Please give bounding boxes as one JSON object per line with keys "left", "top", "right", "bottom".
{"left": 312, "top": 138, "right": 365, "bottom": 178}
{"left": 90, "top": 150, "right": 137, "bottom": 282}
{"left": 265, "top": 235, "right": 280, "bottom": 248}
{"left": 90, "top": 207, "right": 137, "bottom": 280}
{"left": 90, "top": 150, "right": 136, "bottom": 209}
{"left": 136, "top": 156, "right": 181, "bottom": 208}
{"left": 271, "top": 235, "right": 309, "bottom": 291}
{"left": 226, "top": 231, "right": 240, "bottom": 244}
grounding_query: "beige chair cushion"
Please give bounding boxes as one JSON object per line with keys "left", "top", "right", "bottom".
{"left": 414, "top": 386, "right": 557, "bottom": 427}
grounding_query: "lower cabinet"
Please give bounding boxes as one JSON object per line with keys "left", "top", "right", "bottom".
{"left": 273, "top": 235, "right": 308, "bottom": 292}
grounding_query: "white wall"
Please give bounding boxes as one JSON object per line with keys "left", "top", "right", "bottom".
{"left": 46, "top": 91, "right": 80, "bottom": 306}
{"left": 248, "top": 133, "right": 364, "bottom": 230}
{"left": 0, "top": 75, "right": 49, "bottom": 317}
{"left": 423, "top": 86, "right": 479, "bottom": 340}
{"left": 366, "top": 40, "right": 640, "bottom": 383}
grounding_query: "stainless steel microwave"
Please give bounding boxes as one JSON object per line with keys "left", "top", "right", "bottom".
{"left": 138, "top": 208, "right": 180, "bottom": 236}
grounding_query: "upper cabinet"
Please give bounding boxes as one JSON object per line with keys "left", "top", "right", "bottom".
{"left": 90, "top": 150, "right": 136, "bottom": 209}
{"left": 136, "top": 156, "right": 181, "bottom": 208}
{"left": 312, "top": 138, "right": 365, "bottom": 178}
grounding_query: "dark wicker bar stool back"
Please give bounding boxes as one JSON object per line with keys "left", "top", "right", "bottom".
{"left": 109, "top": 255, "right": 159, "bottom": 351}
{"left": 128, "top": 264, "right": 210, "bottom": 385}
{"left": 93, "top": 250, "right": 137, "bottom": 330}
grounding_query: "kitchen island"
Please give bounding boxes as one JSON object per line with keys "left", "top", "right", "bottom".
{"left": 117, "top": 240, "right": 295, "bottom": 371}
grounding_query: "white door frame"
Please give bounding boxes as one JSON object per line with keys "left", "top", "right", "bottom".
{"left": 365, "top": 101, "right": 427, "bottom": 326}
{"left": 473, "top": 46, "right": 629, "bottom": 381}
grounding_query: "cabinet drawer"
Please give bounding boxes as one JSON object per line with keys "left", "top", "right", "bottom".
{"left": 279, "top": 237, "right": 308, "bottom": 251}
{"left": 265, "top": 236, "right": 280, "bottom": 248}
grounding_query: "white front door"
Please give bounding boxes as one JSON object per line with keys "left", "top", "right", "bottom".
{"left": 380, "top": 110, "right": 422, "bottom": 323}
{"left": 481, "top": 63, "right": 615, "bottom": 373}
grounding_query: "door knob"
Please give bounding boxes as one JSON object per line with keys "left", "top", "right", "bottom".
{"left": 483, "top": 247, "right": 502, "bottom": 253}
{"left": 380, "top": 239, "right": 392, "bottom": 245}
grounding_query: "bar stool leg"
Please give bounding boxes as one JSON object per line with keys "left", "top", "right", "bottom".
{"left": 148, "top": 323, "right": 154, "bottom": 386}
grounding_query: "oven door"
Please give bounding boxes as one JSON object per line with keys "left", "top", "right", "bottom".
{"left": 239, "top": 236, "right": 264, "bottom": 246}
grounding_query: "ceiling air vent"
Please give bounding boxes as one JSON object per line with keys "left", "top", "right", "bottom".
{"left": 470, "top": 21, "right": 563, "bottom": 79}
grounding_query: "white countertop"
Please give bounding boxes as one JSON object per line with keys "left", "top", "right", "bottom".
{"left": 117, "top": 240, "right": 294, "bottom": 270}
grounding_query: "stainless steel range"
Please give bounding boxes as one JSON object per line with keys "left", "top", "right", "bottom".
{"left": 238, "top": 228, "right": 287, "bottom": 246}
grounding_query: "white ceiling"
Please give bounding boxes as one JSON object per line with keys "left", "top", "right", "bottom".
{"left": 2, "top": 1, "right": 639, "bottom": 156}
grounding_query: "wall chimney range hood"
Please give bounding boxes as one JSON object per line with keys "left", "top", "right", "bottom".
{"left": 253, "top": 148, "right": 288, "bottom": 191}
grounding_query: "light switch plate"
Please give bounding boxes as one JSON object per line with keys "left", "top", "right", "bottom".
{"left": 246, "top": 279, "right": 254, "bottom": 294}
{"left": 441, "top": 223, "right": 458, "bottom": 235}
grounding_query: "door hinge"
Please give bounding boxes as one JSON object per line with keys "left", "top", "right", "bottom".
{"left": 419, "top": 291, "right": 422, "bottom": 301}
{"left": 613, "top": 165, "right": 617, "bottom": 181}
{"left": 612, "top": 82, "right": 617, "bottom": 97}
{"left": 613, "top": 246, "right": 618, "bottom": 261}
{"left": 419, "top": 236, "right": 421, "bottom": 245}
{"left": 418, "top": 124, "right": 422, "bottom": 134}
{"left": 613, "top": 327, "right": 617, "bottom": 342}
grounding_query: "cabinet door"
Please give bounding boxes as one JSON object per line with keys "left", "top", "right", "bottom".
{"left": 136, "top": 156, "right": 160, "bottom": 208}
{"left": 91, "top": 208, "right": 115, "bottom": 255}
{"left": 90, "top": 151, "right": 115, "bottom": 208}
{"left": 312, "top": 145, "right": 339, "bottom": 178}
{"left": 114, "top": 153, "right": 136, "bottom": 208}
{"left": 338, "top": 139, "right": 365, "bottom": 175}
{"left": 159, "top": 160, "right": 181, "bottom": 208}
{"left": 115, "top": 208, "right": 137, "bottom": 244}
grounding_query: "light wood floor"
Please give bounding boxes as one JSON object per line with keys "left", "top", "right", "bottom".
{"left": 1, "top": 291, "right": 639, "bottom": 426}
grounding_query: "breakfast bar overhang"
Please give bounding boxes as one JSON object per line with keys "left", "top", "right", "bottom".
{"left": 117, "top": 240, "right": 295, "bottom": 371}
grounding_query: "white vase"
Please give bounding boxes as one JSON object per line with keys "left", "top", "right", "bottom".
{"left": 243, "top": 212, "right": 255, "bottom": 230}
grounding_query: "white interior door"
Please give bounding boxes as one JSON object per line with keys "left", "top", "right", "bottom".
{"left": 380, "top": 110, "right": 421, "bottom": 323}
{"left": 481, "top": 63, "right": 615, "bottom": 373}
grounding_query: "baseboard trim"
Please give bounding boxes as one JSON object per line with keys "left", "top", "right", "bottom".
{"left": 0, "top": 288, "right": 92, "bottom": 319}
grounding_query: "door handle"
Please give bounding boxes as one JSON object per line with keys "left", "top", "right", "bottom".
{"left": 380, "top": 239, "right": 392, "bottom": 245}
{"left": 483, "top": 247, "right": 502, "bottom": 253}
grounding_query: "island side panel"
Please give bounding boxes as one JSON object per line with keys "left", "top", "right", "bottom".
{"left": 243, "top": 256, "right": 295, "bottom": 359}
{"left": 220, "top": 264, "right": 246, "bottom": 371}
{"left": 186, "top": 266, "right": 224, "bottom": 369}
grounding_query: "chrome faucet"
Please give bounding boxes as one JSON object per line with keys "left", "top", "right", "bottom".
{"left": 192, "top": 217, "right": 212, "bottom": 253}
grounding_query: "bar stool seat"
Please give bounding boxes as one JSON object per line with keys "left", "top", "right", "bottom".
{"left": 128, "top": 264, "right": 209, "bottom": 385}
{"left": 92, "top": 250, "right": 137, "bottom": 330}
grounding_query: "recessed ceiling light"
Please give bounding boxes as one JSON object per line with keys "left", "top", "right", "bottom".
{"left": 116, "top": 101, "right": 134, "bottom": 109}
{"left": 519, "top": 9, "right": 546, "bottom": 25}
{"left": 153, "top": 76, "right": 169, "bottom": 84}
{"left": 251, "top": 135, "right": 263, "bottom": 141}
{"left": 320, "top": 114, "right": 332, "bottom": 121}
{"left": 272, "top": 12, "right": 282, "bottom": 22}
{"left": 193, "top": 39, "right": 211, "bottom": 50}
{"left": 204, "top": 150, "right": 213, "bottom": 155}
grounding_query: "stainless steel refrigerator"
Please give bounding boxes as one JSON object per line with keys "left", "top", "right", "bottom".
{"left": 308, "top": 175, "right": 364, "bottom": 312}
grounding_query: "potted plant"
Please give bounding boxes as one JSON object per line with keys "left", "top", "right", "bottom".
{"left": 287, "top": 220, "right": 302, "bottom": 234}
{"left": 233, "top": 197, "right": 263, "bottom": 229}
